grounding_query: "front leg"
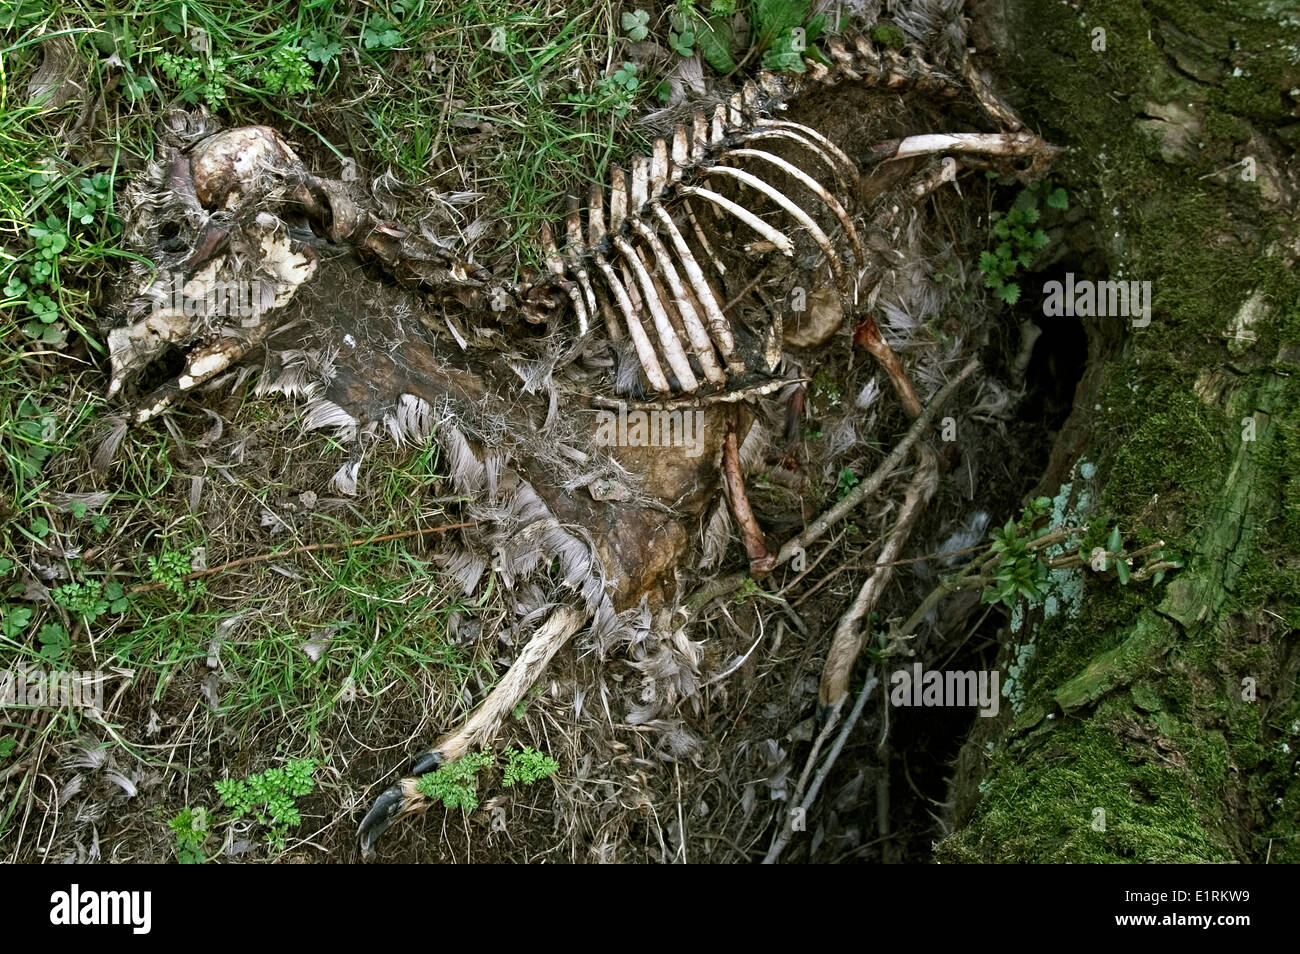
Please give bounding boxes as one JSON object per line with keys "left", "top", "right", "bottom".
{"left": 358, "top": 604, "right": 590, "bottom": 856}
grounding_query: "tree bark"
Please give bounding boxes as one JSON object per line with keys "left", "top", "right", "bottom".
{"left": 939, "top": 0, "right": 1300, "bottom": 862}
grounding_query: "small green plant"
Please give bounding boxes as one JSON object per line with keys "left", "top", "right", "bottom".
{"left": 0, "top": 605, "right": 32, "bottom": 640}
{"left": 88, "top": 22, "right": 156, "bottom": 102}
{"left": 147, "top": 550, "right": 196, "bottom": 597}
{"left": 982, "top": 496, "right": 1054, "bottom": 609}
{"left": 0, "top": 738, "right": 16, "bottom": 760}
{"left": 979, "top": 182, "right": 1065, "bottom": 306}
{"left": 67, "top": 500, "right": 111, "bottom": 534}
{"left": 574, "top": 62, "right": 641, "bottom": 118}
{"left": 835, "top": 468, "right": 860, "bottom": 499}
{"left": 621, "top": 9, "right": 650, "bottom": 42}
{"left": 259, "top": 47, "right": 314, "bottom": 96}
{"left": 511, "top": 684, "right": 545, "bottom": 720}
{"left": 156, "top": 51, "right": 232, "bottom": 109}
{"left": 303, "top": 29, "right": 343, "bottom": 66}
{"left": 864, "top": 625, "right": 890, "bottom": 664}
{"left": 168, "top": 806, "right": 209, "bottom": 864}
{"left": 811, "top": 368, "right": 841, "bottom": 407}
{"left": 416, "top": 750, "right": 496, "bottom": 810}
{"left": 51, "top": 578, "right": 129, "bottom": 622}
{"left": 6, "top": 207, "right": 67, "bottom": 343}
{"left": 362, "top": 17, "right": 403, "bottom": 51}
{"left": 417, "top": 746, "right": 560, "bottom": 811}
{"left": 639, "top": 0, "right": 827, "bottom": 75}
{"left": 214, "top": 757, "right": 318, "bottom": 851}
{"left": 1087, "top": 524, "right": 1182, "bottom": 586}
{"left": 753, "top": 0, "right": 827, "bottom": 73}
{"left": 36, "top": 623, "right": 69, "bottom": 664}
{"left": 734, "top": 575, "right": 762, "bottom": 602}
{"left": 977, "top": 497, "right": 1181, "bottom": 611}
{"left": 503, "top": 746, "right": 559, "bottom": 787}
{"left": 1, "top": 397, "right": 57, "bottom": 479}
{"left": 68, "top": 173, "right": 113, "bottom": 226}
{"left": 669, "top": 4, "right": 697, "bottom": 57}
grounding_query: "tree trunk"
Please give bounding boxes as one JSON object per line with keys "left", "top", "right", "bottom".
{"left": 939, "top": 0, "right": 1300, "bottom": 862}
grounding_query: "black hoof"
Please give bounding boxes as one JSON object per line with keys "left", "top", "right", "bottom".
{"left": 358, "top": 784, "right": 405, "bottom": 857}
{"left": 410, "top": 749, "right": 443, "bottom": 776}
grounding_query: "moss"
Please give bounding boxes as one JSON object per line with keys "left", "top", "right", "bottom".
{"left": 1053, "top": 610, "right": 1176, "bottom": 710}
{"left": 937, "top": 719, "right": 1234, "bottom": 863}
{"left": 870, "top": 24, "right": 906, "bottom": 50}
{"left": 1098, "top": 376, "right": 1228, "bottom": 539}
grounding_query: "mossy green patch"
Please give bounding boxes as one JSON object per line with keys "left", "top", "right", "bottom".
{"left": 1053, "top": 610, "right": 1175, "bottom": 711}
{"left": 938, "top": 719, "right": 1234, "bottom": 862}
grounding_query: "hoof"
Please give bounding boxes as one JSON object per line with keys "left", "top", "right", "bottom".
{"left": 358, "top": 783, "right": 407, "bottom": 857}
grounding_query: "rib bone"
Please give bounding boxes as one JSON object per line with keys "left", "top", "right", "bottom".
{"left": 738, "top": 127, "right": 853, "bottom": 195}
{"left": 722, "top": 148, "right": 864, "bottom": 266}
{"left": 753, "top": 118, "right": 858, "bottom": 183}
{"left": 613, "top": 235, "right": 700, "bottom": 391}
{"left": 650, "top": 204, "right": 743, "bottom": 373}
{"left": 702, "top": 165, "right": 843, "bottom": 286}
{"left": 540, "top": 222, "right": 589, "bottom": 334}
{"left": 595, "top": 256, "right": 671, "bottom": 392}
{"left": 631, "top": 219, "right": 727, "bottom": 385}
{"left": 679, "top": 183, "right": 796, "bottom": 256}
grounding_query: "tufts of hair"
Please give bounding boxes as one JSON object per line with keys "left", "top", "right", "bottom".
{"left": 698, "top": 498, "right": 734, "bottom": 570}
{"left": 436, "top": 424, "right": 488, "bottom": 496}
{"left": 302, "top": 398, "right": 360, "bottom": 440}
{"left": 891, "top": 0, "right": 970, "bottom": 68}
{"left": 330, "top": 460, "right": 362, "bottom": 496}
{"left": 90, "top": 417, "right": 130, "bottom": 471}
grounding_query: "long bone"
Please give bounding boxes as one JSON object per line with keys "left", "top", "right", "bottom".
{"left": 539, "top": 222, "right": 590, "bottom": 335}
{"left": 753, "top": 118, "right": 859, "bottom": 184}
{"left": 611, "top": 234, "right": 700, "bottom": 391}
{"left": 868, "top": 131, "right": 1064, "bottom": 166}
{"left": 594, "top": 255, "right": 671, "bottom": 393}
{"left": 579, "top": 188, "right": 623, "bottom": 342}
{"left": 132, "top": 324, "right": 275, "bottom": 424}
{"left": 629, "top": 156, "right": 702, "bottom": 361}
{"left": 630, "top": 219, "right": 727, "bottom": 386}
{"left": 649, "top": 204, "right": 743, "bottom": 373}
{"left": 564, "top": 199, "right": 603, "bottom": 335}
{"left": 677, "top": 182, "right": 796, "bottom": 255}
{"left": 358, "top": 603, "right": 592, "bottom": 854}
{"left": 736, "top": 127, "right": 854, "bottom": 195}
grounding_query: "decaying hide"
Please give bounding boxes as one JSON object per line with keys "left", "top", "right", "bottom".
{"left": 95, "top": 21, "right": 1059, "bottom": 853}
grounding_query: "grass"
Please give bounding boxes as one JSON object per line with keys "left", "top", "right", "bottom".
{"left": 0, "top": 0, "right": 669, "bottom": 859}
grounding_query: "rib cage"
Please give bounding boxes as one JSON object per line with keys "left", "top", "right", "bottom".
{"left": 531, "top": 34, "right": 962, "bottom": 397}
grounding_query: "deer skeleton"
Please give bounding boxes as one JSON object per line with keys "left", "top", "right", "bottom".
{"left": 95, "top": 33, "right": 1060, "bottom": 854}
